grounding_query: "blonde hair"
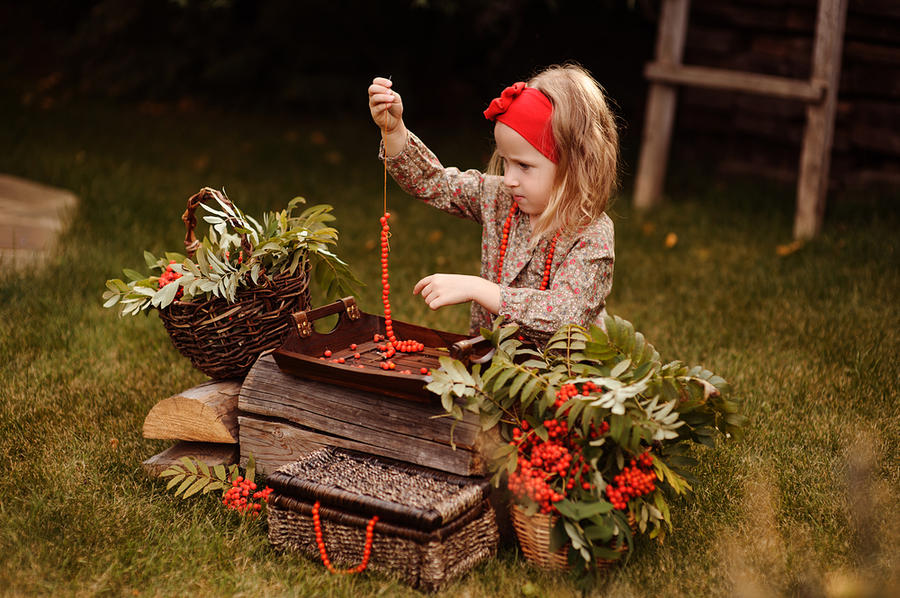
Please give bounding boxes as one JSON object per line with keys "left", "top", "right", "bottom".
{"left": 488, "top": 63, "right": 619, "bottom": 242}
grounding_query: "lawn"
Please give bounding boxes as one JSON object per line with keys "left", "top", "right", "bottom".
{"left": 0, "top": 95, "right": 897, "bottom": 597}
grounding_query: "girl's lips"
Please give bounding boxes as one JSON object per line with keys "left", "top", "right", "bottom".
{"left": 513, "top": 195, "right": 525, "bottom": 203}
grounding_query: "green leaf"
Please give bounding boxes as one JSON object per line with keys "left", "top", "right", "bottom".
{"left": 246, "top": 453, "right": 256, "bottom": 484}
{"left": 213, "top": 464, "right": 227, "bottom": 481}
{"left": 174, "top": 476, "right": 193, "bottom": 497}
{"left": 510, "top": 371, "right": 530, "bottom": 398}
{"left": 182, "top": 477, "right": 208, "bottom": 499}
{"left": 179, "top": 457, "right": 198, "bottom": 475}
{"left": 159, "top": 467, "right": 183, "bottom": 478}
{"left": 165, "top": 474, "right": 186, "bottom": 490}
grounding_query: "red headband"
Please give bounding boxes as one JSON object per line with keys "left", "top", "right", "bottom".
{"left": 484, "top": 82, "right": 557, "bottom": 163}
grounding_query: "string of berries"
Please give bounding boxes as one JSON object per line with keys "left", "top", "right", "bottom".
{"left": 222, "top": 475, "right": 274, "bottom": 517}
{"left": 313, "top": 501, "right": 378, "bottom": 574}
{"left": 379, "top": 213, "right": 396, "bottom": 344}
{"left": 605, "top": 452, "right": 656, "bottom": 510}
{"left": 377, "top": 212, "right": 424, "bottom": 357}
{"left": 157, "top": 260, "right": 183, "bottom": 299}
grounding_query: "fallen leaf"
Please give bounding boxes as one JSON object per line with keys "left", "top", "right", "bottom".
{"left": 775, "top": 240, "right": 804, "bottom": 256}
{"left": 664, "top": 232, "right": 678, "bottom": 248}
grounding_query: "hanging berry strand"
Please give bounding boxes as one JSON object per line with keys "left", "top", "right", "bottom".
{"left": 313, "top": 501, "right": 378, "bottom": 574}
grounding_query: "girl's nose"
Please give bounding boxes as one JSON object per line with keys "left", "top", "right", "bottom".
{"left": 503, "top": 172, "right": 518, "bottom": 188}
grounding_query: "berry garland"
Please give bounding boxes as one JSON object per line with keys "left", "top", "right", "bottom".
{"left": 495, "top": 203, "right": 560, "bottom": 291}
{"left": 313, "top": 501, "right": 379, "bottom": 574}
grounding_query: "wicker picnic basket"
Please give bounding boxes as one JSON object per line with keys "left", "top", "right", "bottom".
{"left": 157, "top": 188, "right": 310, "bottom": 379}
{"left": 510, "top": 503, "right": 635, "bottom": 571}
{"left": 266, "top": 447, "right": 499, "bottom": 592}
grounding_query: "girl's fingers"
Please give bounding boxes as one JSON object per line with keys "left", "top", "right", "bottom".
{"left": 372, "top": 76, "right": 392, "bottom": 88}
{"left": 413, "top": 276, "right": 432, "bottom": 295}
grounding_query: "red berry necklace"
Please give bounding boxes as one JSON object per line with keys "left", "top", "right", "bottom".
{"left": 313, "top": 500, "right": 378, "bottom": 574}
{"left": 496, "top": 203, "right": 560, "bottom": 291}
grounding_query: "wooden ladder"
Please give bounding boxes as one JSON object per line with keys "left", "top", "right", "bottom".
{"left": 633, "top": 0, "right": 848, "bottom": 239}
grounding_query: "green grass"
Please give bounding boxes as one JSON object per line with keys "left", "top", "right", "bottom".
{"left": 0, "top": 95, "right": 897, "bottom": 597}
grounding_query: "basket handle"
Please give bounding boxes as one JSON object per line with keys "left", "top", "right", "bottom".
{"left": 292, "top": 297, "right": 361, "bottom": 338}
{"left": 181, "top": 187, "right": 253, "bottom": 258}
{"left": 449, "top": 335, "right": 495, "bottom": 365}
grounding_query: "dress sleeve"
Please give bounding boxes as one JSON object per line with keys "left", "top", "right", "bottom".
{"left": 381, "top": 131, "right": 502, "bottom": 224}
{"left": 498, "top": 216, "right": 615, "bottom": 342}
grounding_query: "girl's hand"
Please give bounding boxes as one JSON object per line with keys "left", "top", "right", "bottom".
{"left": 413, "top": 274, "right": 500, "bottom": 313}
{"left": 368, "top": 77, "right": 404, "bottom": 134}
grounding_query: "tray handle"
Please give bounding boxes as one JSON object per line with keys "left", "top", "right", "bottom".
{"left": 449, "top": 335, "right": 495, "bottom": 365}
{"left": 292, "top": 296, "right": 360, "bottom": 338}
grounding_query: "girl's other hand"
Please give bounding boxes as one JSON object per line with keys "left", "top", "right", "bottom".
{"left": 368, "top": 77, "right": 404, "bottom": 134}
{"left": 413, "top": 274, "right": 500, "bottom": 314}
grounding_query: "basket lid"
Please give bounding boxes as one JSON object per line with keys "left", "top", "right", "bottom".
{"left": 266, "top": 447, "right": 491, "bottom": 532}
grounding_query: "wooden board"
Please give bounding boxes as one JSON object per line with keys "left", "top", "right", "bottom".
{"left": 142, "top": 441, "right": 238, "bottom": 477}
{"left": 239, "top": 354, "right": 489, "bottom": 476}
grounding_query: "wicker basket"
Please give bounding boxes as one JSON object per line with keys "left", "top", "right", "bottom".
{"left": 510, "top": 503, "right": 634, "bottom": 571}
{"left": 157, "top": 188, "right": 310, "bottom": 379}
{"left": 266, "top": 448, "right": 499, "bottom": 592}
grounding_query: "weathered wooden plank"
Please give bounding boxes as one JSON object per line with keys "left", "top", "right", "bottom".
{"left": 634, "top": 0, "right": 693, "bottom": 210}
{"left": 239, "top": 415, "right": 486, "bottom": 477}
{"left": 645, "top": 63, "right": 825, "bottom": 102}
{"left": 142, "top": 441, "right": 238, "bottom": 477}
{"left": 795, "top": 0, "right": 848, "bottom": 239}
{"left": 143, "top": 379, "right": 241, "bottom": 443}
{"left": 240, "top": 354, "right": 480, "bottom": 449}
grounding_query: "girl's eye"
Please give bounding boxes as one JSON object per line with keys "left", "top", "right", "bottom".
{"left": 518, "top": 163, "right": 530, "bottom": 171}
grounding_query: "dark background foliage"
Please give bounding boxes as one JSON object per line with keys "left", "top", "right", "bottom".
{"left": 0, "top": 0, "right": 657, "bottom": 130}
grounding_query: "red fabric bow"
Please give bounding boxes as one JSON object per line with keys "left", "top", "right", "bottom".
{"left": 483, "top": 82, "right": 527, "bottom": 121}
{"left": 483, "top": 82, "right": 557, "bottom": 163}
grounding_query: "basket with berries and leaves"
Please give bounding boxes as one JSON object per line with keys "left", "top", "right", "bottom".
{"left": 103, "top": 187, "right": 361, "bottom": 379}
{"left": 427, "top": 316, "right": 746, "bottom": 585}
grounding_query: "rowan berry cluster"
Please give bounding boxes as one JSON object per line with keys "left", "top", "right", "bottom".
{"left": 604, "top": 452, "right": 656, "bottom": 510}
{"left": 553, "top": 380, "right": 601, "bottom": 410}
{"left": 508, "top": 419, "right": 593, "bottom": 514}
{"left": 313, "top": 500, "right": 378, "bottom": 574}
{"left": 157, "top": 260, "right": 183, "bottom": 298}
{"left": 507, "top": 381, "right": 622, "bottom": 514}
{"left": 221, "top": 476, "right": 273, "bottom": 517}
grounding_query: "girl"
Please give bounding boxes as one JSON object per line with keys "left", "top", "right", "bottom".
{"left": 367, "top": 64, "right": 618, "bottom": 344}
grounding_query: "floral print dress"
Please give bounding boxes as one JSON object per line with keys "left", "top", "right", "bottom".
{"left": 382, "top": 131, "right": 614, "bottom": 344}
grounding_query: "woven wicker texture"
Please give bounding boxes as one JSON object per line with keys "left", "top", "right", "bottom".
{"left": 271, "top": 448, "right": 485, "bottom": 528}
{"left": 266, "top": 448, "right": 499, "bottom": 591}
{"left": 510, "top": 504, "right": 633, "bottom": 571}
{"left": 157, "top": 188, "right": 310, "bottom": 379}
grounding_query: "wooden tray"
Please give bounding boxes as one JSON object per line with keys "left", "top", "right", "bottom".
{"left": 272, "top": 297, "right": 492, "bottom": 402}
